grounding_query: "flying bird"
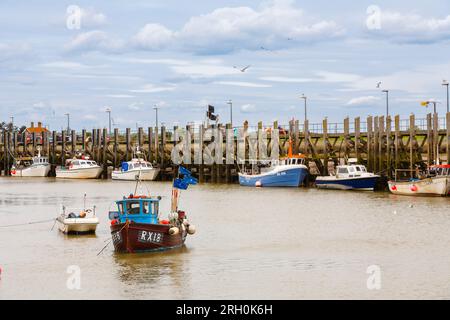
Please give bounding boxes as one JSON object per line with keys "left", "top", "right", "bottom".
{"left": 376, "top": 81, "right": 382, "bottom": 88}
{"left": 234, "top": 65, "right": 251, "bottom": 72}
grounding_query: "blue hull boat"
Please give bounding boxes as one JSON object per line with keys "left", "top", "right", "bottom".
{"left": 239, "top": 167, "right": 308, "bottom": 187}
{"left": 315, "top": 176, "right": 379, "bottom": 190}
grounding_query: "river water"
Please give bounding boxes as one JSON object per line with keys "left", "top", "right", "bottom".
{"left": 0, "top": 177, "right": 449, "bottom": 299}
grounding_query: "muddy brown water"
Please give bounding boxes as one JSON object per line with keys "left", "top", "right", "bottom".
{"left": 0, "top": 178, "right": 449, "bottom": 299}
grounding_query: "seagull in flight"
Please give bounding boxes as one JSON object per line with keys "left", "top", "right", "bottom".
{"left": 234, "top": 65, "right": 251, "bottom": 72}
{"left": 376, "top": 81, "right": 382, "bottom": 88}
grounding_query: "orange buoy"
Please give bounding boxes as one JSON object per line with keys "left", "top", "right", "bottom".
{"left": 410, "top": 185, "right": 418, "bottom": 192}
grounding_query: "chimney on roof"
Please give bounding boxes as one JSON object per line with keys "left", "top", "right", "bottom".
{"left": 31, "top": 122, "right": 34, "bottom": 128}
{"left": 38, "top": 122, "right": 42, "bottom": 128}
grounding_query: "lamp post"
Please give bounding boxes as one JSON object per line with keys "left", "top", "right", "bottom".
{"left": 382, "top": 90, "right": 389, "bottom": 118}
{"left": 153, "top": 105, "right": 159, "bottom": 129}
{"left": 443, "top": 80, "right": 449, "bottom": 113}
{"left": 105, "top": 107, "right": 112, "bottom": 135}
{"left": 64, "top": 113, "right": 70, "bottom": 133}
{"left": 226, "top": 100, "right": 233, "bottom": 125}
{"left": 300, "top": 94, "right": 307, "bottom": 122}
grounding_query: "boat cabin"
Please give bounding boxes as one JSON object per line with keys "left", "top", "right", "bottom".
{"left": 109, "top": 196, "right": 161, "bottom": 224}
{"left": 66, "top": 158, "right": 98, "bottom": 168}
{"left": 121, "top": 160, "right": 151, "bottom": 171}
{"left": 335, "top": 164, "right": 368, "bottom": 178}
{"left": 428, "top": 165, "right": 450, "bottom": 177}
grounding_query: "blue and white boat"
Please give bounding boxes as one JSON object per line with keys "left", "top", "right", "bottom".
{"left": 238, "top": 156, "right": 308, "bottom": 187}
{"left": 315, "top": 159, "right": 379, "bottom": 191}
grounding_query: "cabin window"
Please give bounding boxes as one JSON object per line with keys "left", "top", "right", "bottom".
{"left": 338, "top": 168, "right": 348, "bottom": 174}
{"left": 348, "top": 167, "right": 355, "bottom": 173}
{"left": 142, "top": 202, "right": 150, "bottom": 214}
{"left": 80, "top": 161, "right": 86, "bottom": 165}
{"left": 355, "top": 166, "right": 361, "bottom": 172}
{"left": 126, "top": 201, "right": 141, "bottom": 214}
{"left": 153, "top": 202, "right": 159, "bottom": 216}
{"left": 72, "top": 161, "right": 80, "bottom": 166}
{"left": 361, "top": 167, "right": 367, "bottom": 172}
{"left": 118, "top": 203, "right": 124, "bottom": 214}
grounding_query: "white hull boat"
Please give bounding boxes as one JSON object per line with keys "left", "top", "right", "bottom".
{"left": 112, "top": 168, "right": 160, "bottom": 181}
{"left": 56, "top": 198, "right": 99, "bottom": 234}
{"left": 112, "top": 147, "right": 159, "bottom": 181}
{"left": 56, "top": 167, "right": 103, "bottom": 179}
{"left": 388, "top": 176, "right": 450, "bottom": 196}
{"left": 11, "top": 149, "right": 51, "bottom": 177}
{"left": 56, "top": 157, "right": 102, "bottom": 179}
{"left": 11, "top": 164, "right": 51, "bottom": 177}
{"left": 56, "top": 216, "right": 99, "bottom": 234}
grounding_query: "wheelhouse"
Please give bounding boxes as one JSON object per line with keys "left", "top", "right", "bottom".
{"left": 336, "top": 165, "right": 368, "bottom": 178}
{"left": 109, "top": 196, "right": 161, "bottom": 224}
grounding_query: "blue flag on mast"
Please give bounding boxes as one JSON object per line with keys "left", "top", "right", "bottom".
{"left": 173, "top": 166, "right": 198, "bottom": 189}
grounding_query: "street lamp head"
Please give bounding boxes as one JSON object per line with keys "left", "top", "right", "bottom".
{"left": 442, "top": 80, "right": 449, "bottom": 86}
{"left": 382, "top": 89, "right": 389, "bottom": 93}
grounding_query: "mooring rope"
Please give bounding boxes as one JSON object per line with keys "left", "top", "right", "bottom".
{"left": 96, "top": 220, "right": 129, "bottom": 256}
{"left": 0, "top": 218, "right": 56, "bottom": 228}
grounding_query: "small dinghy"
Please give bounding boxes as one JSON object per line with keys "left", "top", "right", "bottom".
{"left": 56, "top": 194, "right": 99, "bottom": 234}
{"left": 109, "top": 166, "right": 197, "bottom": 253}
{"left": 315, "top": 159, "right": 379, "bottom": 191}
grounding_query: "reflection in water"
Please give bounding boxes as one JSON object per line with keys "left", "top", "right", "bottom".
{"left": 113, "top": 246, "right": 191, "bottom": 298}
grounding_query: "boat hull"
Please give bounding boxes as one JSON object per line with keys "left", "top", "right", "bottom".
{"left": 388, "top": 177, "right": 450, "bottom": 196}
{"left": 11, "top": 164, "right": 51, "bottom": 177}
{"left": 238, "top": 167, "right": 308, "bottom": 187}
{"left": 112, "top": 168, "right": 160, "bottom": 181}
{"left": 56, "top": 217, "right": 99, "bottom": 234}
{"left": 315, "top": 175, "right": 379, "bottom": 191}
{"left": 55, "top": 167, "right": 103, "bottom": 179}
{"left": 111, "top": 222, "right": 187, "bottom": 253}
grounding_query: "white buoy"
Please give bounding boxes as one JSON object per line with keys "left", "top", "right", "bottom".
{"left": 169, "top": 227, "right": 179, "bottom": 235}
{"left": 183, "top": 219, "right": 189, "bottom": 226}
{"left": 255, "top": 180, "right": 262, "bottom": 187}
{"left": 187, "top": 224, "right": 196, "bottom": 235}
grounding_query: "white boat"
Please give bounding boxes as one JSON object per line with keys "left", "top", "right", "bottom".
{"left": 315, "top": 159, "right": 380, "bottom": 191}
{"left": 388, "top": 166, "right": 450, "bottom": 196}
{"left": 11, "top": 148, "right": 51, "bottom": 177}
{"left": 112, "top": 147, "right": 159, "bottom": 181}
{"left": 56, "top": 195, "right": 99, "bottom": 234}
{"left": 56, "top": 156, "right": 102, "bottom": 179}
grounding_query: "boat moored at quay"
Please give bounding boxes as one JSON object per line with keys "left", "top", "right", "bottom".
{"left": 315, "top": 159, "right": 380, "bottom": 191}
{"left": 112, "top": 147, "right": 159, "bottom": 181}
{"left": 10, "top": 148, "right": 51, "bottom": 177}
{"left": 388, "top": 166, "right": 450, "bottom": 196}
{"left": 55, "top": 155, "right": 103, "bottom": 179}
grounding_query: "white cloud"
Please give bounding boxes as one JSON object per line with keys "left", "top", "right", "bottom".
{"left": 132, "top": 23, "right": 175, "bottom": 50}
{"left": 370, "top": 11, "right": 450, "bottom": 43}
{"left": 129, "top": 84, "right": 176, "bottom": 93}
{"left": 177, "top": 1, "right": 343, "bottom": 53}
{"left": 79, "top": 8, "right": 107, "bottom": 28}
{"left": 64, "top": 30, "right": 124, "bottom": 53}
{"left": 171, "top": 64, "right": 238, "bottom": 78}
{"left": 241, "top": 104, "right": 257, "bottom": 113}
{"left": 128, "top": 102, "right": 144, "bottom": 111}
{"left": 347, "top": 96, "right": 381, "bottom": 106}
{"left": 103, "top": 94, "right": 135, "bottom": 98}
{"left": 214, "top": 81, "right": 272, "bottom": 88}
{"left": 129, "top": 0, "right": 343, "bottom": 54}
{"left": 0, "top": 42, "right": 31, "bottom": 62}
{"left": 260, "top": 76, "right": 314, "bottom": 83}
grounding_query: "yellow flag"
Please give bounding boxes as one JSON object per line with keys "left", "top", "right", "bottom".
{"left": 420, "top": 101, "right": 428, "bottom": 107}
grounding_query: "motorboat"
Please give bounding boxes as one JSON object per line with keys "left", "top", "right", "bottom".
{"left": 56, "top": 155, "right": 102, "bottom": 179}
{"left": 112, "top": 147, "right": 159, "bottom": 181}
{"left": 315, "top": 159, "right": 379, "bottom": 191}
{"left": 10, "top": 148, "right": 51, "bottom": 177}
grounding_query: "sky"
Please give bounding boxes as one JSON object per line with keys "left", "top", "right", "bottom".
{"left": 1, "top": 0, "right": 450, "bottom": 130}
